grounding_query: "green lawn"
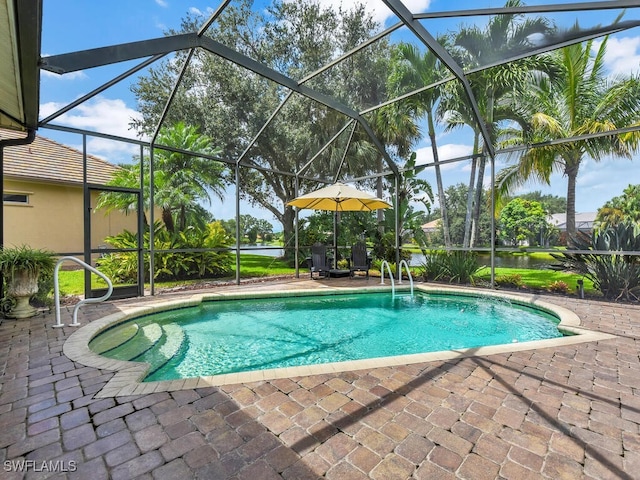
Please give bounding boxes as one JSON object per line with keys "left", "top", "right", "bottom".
{"left": 475, "top": 266, "right": 596, "bottom": 295}
{"left": 57, "top": 254, "right": 297, "bottom": 295}
{"left": 55, "top": 253, "right": 595, "bottom": 298}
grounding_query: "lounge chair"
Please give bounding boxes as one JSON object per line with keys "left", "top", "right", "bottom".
{"left": 349, "top": 242, "right": 371, "bottom": 278}
{"left": 308, "top": 243, "right": 332, "bottom": 279}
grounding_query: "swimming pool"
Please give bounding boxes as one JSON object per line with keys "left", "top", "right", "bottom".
{"left": 89, "top": 290, "right": 565, "bottom": 382}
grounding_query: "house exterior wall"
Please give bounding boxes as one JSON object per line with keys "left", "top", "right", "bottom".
{"left": 3, "top": 178, "right": 138, "bottom": 254}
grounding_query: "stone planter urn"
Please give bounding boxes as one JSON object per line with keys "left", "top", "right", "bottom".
{"left": 0, "top": 245, "right": 55, "bottom": 319}
{"left": 6, "top": 268, "right": 40, "bottom": 318}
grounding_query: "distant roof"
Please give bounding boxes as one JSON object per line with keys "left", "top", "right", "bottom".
{"left": 549, "top": 212, "right": 597, "bottom": 230}
{"left": 421, "top": 219, "right": 440, "bottom": 231}
{"left": 1, "top": 128, "right": 119, "bottom": 185}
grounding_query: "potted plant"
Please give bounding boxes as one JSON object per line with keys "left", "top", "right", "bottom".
{"left": 0, "top": 245, "right": 55, "bottom": 318}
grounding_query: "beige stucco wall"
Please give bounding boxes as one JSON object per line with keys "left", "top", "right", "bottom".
{"left": 4, "top": 179, "right": 139, "bottom": 254}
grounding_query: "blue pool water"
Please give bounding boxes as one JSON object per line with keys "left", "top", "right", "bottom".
{"left": 89, "top": 292, "right": 563, "bottom": 382}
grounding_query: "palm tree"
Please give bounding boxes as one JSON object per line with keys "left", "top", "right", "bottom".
{"left": 444, "top": 0, "right": 554, "bottom": 247}
{"left": 390, "top": 41, "right": 452, "bottom": 247}
{"left": 97, "top": 122, "right": 226, "bottom": 233}
{"left": 498, "top": 34, "right": 640, "bottom": 245}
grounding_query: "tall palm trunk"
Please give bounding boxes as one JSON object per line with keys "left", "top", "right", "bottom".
{"left": 470, "top": 154, "right": 486, "bottom": 248}
{"left": 463, "top": 133, "right": 480, "bottom": 248}
{"left": 427, "top": 113, "right": 450, "bottom": 247}
{"left": 565, "top": 160, "right": 580, "bottom": 247}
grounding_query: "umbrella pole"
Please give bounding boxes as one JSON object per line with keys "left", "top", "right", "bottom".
{"left": 333, "top": 211, "right": 338, "bottom": 268}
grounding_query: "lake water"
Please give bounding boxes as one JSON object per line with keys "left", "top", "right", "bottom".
{"left": 233, "top": 245, "right": 553, "bottom": 269}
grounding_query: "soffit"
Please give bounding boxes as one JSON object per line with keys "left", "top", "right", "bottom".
{"left": 0, "top": 0, "right": 41, "bottom": 132}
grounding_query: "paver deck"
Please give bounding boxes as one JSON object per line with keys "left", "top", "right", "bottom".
{"left": 1, "top": 277, "right": 639, "bottom": 479}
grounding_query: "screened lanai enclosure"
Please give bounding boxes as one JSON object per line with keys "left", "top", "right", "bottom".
{"left": 2, "top": 0, "right": 640, "bottom": 299}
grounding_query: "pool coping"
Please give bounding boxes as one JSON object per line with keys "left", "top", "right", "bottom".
{"left": 62, "top": 284, "right": 617, "bottom": 398}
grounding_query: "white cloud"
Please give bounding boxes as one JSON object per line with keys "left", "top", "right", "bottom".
{"left": 40, "top": 69, "right": 88, "bottom": 81}
{"left": 155, "top": 0, "right": 168, "bottom": 7}
{"left": 39, "top": 97, "right": 143, "bottom": 161}
{"left": 414, "top": 143, "right": 473, "bottom": 171}
{"left": 594, "top": 36, "right": 640, "bottom": 77}
{"left": 40, "top": 97, "right": 142, "bottom": 138}
{"left": 286, "top": 0, "right": 432, "bottom": 26}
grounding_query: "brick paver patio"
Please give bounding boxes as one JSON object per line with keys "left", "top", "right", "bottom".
{"left": 1, "top": 277, "right": 639, "bottom": 479}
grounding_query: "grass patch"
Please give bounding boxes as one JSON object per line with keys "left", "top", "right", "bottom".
{"left": 56, "top": 254, "right": 296, "bottom": 295}
{"left": 475, "top": 266, "right": 596, "bottom": 295}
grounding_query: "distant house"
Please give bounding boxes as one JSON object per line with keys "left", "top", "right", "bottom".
{"left": 548, "top": 212, "right": 597, "bottom": 245}
{"left": 421, "top": 219, "right": 440, "bottom": 236}
{"left": 2, "top": 129, "right": 138, "bottom": 255}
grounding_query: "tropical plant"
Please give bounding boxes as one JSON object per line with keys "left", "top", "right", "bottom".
{"left": 596, "top": 184, "right": 640, "bottom": 229}
{"left": 497, "top": 30, "right": 640, "bottom": 246}
{"left": 444, "top": 0, "right": 555, "bottom": 247}
{"left": 388, "top": 40, "right": 452, "bottom": 246}
{"left": 419, "top": 250, "right": 447, "bottom": 281}
{"left": 551, "top": 222, "right": 640, "bottom": 301}
{"left": 384, "top": 152, "right": 434, "bottom": 255}
{"left": 97, "top": 122, "right": 225, "bottom": 234}
{"left": 440, "top": 251, "right": 481, "bottom": 284}
{"left": 98, "top": 221, "right": 232, "bottom": 283}
{"left": 0, "top": 245, "right": 56, "bottom": 316}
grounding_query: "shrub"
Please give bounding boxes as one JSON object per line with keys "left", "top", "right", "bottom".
{"left": 440, "top": 251, "right": 481, "bottom": 285}
{"left": 495, "top": 273, "right": 524, "bottom": 288}
{"left": 547, "top": 280, "right": 570, "bottom": 294}
{"left": 419, "top": 251, "right": 447, "bottom": 281}
{"left": 551, "top": 222, "right": 640, "bottom": 301}
{"left": 98, "top": 221, "right": 233, "bottom": 283}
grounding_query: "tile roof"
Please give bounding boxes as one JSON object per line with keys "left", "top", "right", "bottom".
{"left": 1, "top": 128, "right": 120, "bottom": 185}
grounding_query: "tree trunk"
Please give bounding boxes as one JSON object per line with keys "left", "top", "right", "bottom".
{"left": 470, "top": 154, "right": 486, "bottom": 248}
{"left": 428, "top": 113, "right": 450, "bottom": 247}
{"left": 282, "top": 206, "right": 296, "bottom": 263}
{"left": 162, "top": 208, "right": 175, "bottom": 233}
{"left": 463, "top": 134, "right": 480, "bottom": 248}
{"left": 565, "top": 161, "right": 580, "bottom": 247}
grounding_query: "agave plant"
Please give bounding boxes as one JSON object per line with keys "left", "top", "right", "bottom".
{"left": 552, "top": 222, "right": 640, "bottom": 301}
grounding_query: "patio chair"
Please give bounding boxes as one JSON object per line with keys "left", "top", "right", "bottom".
{"left": 308, "top": 243, "right": 332, "bottom": 279}
{"left": 349, "top": 242, "right": 371, "bottom": 278}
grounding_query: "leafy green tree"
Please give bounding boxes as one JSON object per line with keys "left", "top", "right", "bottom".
{"left": 377, "top": 152, "right": 433, "bottom": 258}
{"left": 430, "top": 184, "right": 492, "bottom": 247}
{"left": 517, "top": 191, "right": 566, "bottom": 214}
{"left": 97, "top": 122, "right": 225, "bottom": 233}
{"left": 596, "top": 184, "right": 640, "bottom": 229}
{"left": 499, "top": 198, "right": 549, "bottom": 246}
{"left": 498, "top": 32, "right": 640, "bottom": 245}
{"left": 131, "top": 0, "right": 395, "bottom": 255}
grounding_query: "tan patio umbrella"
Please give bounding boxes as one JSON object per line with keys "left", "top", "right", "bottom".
{"left": 288, "top": 182, "right": 391, "bottom": 270}
{"left": 287, "top": 182, "right": 391, "bottom": 212}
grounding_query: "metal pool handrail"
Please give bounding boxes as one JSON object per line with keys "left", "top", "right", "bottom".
{"left": 380, "top": 260, "right": 396, "bottom": 297}
{"left": 52, "top": 256, "right": 113, "bottom": 328}
{"left": 397, "top": 259, "right": 414, "bottom": 297}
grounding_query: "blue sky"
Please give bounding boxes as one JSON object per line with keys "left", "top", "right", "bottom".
{"left": 39, "top": 1, "right": 640, "bottom": 226}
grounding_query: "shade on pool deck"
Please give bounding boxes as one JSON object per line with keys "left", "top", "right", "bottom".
{"left": 1, "top": 276, "right": 639, "bottom": 479}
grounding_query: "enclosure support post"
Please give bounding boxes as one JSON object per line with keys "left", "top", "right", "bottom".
{"left": 235, "top": 164, "right": 241, "bottom": 285}
{"left": 294, "top": 177, "right": 299, "bottom": 278}
{"left": 394, "top": 175, "right": 400, "bottom": 267}
{"left": 490, "top": 154, "right": 496, "bottom": 289}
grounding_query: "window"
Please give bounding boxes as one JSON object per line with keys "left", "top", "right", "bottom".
{"left": 3, "top": 193, "right": 29, "bottom": 204}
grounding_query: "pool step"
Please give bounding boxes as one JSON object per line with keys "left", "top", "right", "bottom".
{"left": 90, "top": 323, "right": 139, "bottom": 355}
{"left": 133, "top": 324, "right": 185, "bottom": 374}
{"left": 104, "top": 323, "right": 163, "bottom": 361}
